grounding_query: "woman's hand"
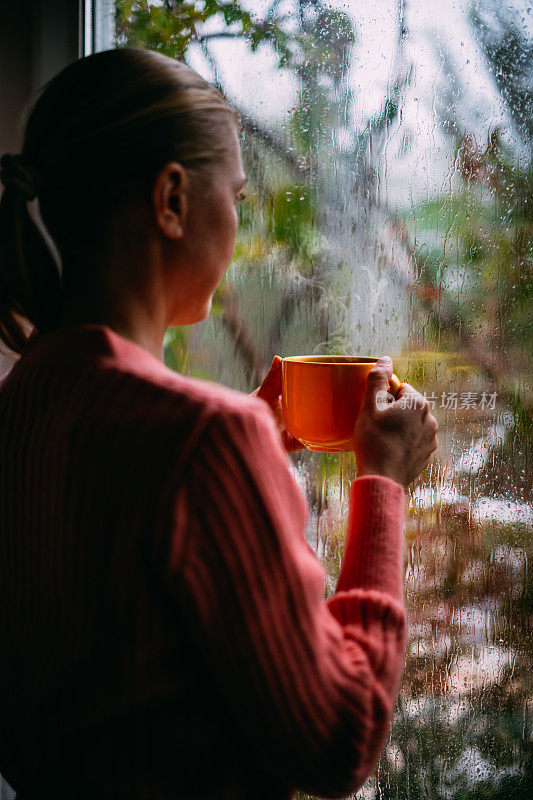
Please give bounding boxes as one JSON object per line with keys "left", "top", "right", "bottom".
{"left": 251, "top": 356, "right": 304, "bottom": 454}
{"left": 353, "top": 356, "right": 439, "bottom": 488}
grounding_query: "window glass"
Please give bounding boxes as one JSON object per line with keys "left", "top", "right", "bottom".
{"left": 111, "top": 2, "right": 532, "bottom": 798}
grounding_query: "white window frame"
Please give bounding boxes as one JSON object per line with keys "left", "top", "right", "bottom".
{"left": 82, "top": 0, "right": 115, "bottom": 56}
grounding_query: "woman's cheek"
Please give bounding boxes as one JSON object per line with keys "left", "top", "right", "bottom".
{"left": 222, "top": 203, "right": 238, "bottom": 259}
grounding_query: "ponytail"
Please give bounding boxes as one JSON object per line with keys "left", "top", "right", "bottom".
{"left": 0, "top": 156, "right": 61, "bottom": 355}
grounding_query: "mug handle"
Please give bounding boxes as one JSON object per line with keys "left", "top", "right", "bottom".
{"left": 388, "top": 373, "right": 402, "bottom": 398}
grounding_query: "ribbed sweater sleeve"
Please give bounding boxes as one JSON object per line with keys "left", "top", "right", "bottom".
{"left": 171, "top": 401, "right": 406, "bottom": 798}
{"left": 334, "top": 476, "right": 406, "bottom": 600}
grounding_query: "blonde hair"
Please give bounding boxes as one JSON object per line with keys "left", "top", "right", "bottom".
{"left": 0, "top": 48, "right": 238, "bottom": 354}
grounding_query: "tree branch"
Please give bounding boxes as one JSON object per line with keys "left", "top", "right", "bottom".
{"left": 237, "top": 107, "right": 317, "bottom": 178}
{"left": 195, "top": 32, "right": 244, "bottom": 42}
{"left": 217, "top": 285, "right": 267, "bottom": 387}
{"left": 195, "top": 40, "right": 503, "bottom": 390}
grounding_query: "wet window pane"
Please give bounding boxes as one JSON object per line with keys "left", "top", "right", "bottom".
{"left": 114, "top": 2, "right": 532, "bottom": 797}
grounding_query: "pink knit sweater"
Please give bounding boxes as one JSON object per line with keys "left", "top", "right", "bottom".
{"left": 0, "top": 325, "right": 406, "bottom": 799}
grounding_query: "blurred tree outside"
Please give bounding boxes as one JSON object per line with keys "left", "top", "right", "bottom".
{"left": 115, "top": 2, "right": 532, "bottom": 798}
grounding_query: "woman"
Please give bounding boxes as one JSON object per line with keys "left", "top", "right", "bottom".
{"left": 0, "top": 49, "right": 438, "bottom": 799}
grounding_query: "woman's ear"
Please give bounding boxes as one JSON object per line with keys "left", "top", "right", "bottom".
{"left": 152, "top": 162, "right": 188, "bottom": 240}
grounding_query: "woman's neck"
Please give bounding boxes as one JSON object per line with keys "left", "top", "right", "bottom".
{"left": 57, "top": 224, "right": 172, "bottom": 362}
{"left": 57, "top": 272, "right": 167, "bottom": 363}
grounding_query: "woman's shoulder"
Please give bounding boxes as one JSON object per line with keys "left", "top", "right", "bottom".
{"left": 125, "top": 357, "right": 269, "bottom": 433}
{"left": 98, "top": 328, "right": 267, "bottom": 425}
{"left": 93, "top": 331, "right": 283, "bottom": 484}
{"left": 7, "top": 323, "right": 272, "bottom": 442}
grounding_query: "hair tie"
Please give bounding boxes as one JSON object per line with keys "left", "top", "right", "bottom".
{"left": 0, "top": 153, "right": 42, "bottom": 200}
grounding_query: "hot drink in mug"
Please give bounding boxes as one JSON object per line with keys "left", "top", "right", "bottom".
{"left": 281, "top": 355, "right": 402, "bottom": 453}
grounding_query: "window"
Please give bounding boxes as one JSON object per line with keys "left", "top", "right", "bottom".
{"left": 93, "top": 2, "right": 533, "bottom": 797}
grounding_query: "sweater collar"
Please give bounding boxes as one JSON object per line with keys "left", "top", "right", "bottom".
{"left": 23, "top": 324, "right": 164, "bottom": 371}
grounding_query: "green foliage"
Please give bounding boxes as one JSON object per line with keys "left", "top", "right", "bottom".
{"left": 115, "top": 1, "right": 215, "bottom": 58}
{"left": 405, "top": 129, "right": 533, "bottom": 405}
{"left": 296, "top": 7, "right": 356, "bottom": 83}
{"left": 116, "top": 0, "right": 297, "bottom": 67}
{"left": 470, "top": 0, "right": 533, "bottom": 146}
{"left": 268, "top": 184, "right": 316, "bottom": 257}
{"left": 115, "top": 0, "right": 357, "bottom": 157}
{"left": 163, "top": 324, "right": 190, "bottom": 372}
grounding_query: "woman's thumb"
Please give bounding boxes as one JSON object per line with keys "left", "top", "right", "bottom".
{"left": 255, "top": 356, "right": 283, "bottom": 403}
{"left": 362, "top": 356, "right": 394, "bottom": 410}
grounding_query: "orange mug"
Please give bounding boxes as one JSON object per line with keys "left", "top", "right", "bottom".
{"left": 281, "top": 355, "right": 402, "bottom": 453}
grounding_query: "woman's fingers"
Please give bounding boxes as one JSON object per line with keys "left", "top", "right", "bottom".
{"left": 363, "top": 358, "right": 394, "bottom": 413}
{"left": 397, "top": 382, "right": 430, "bottom": 419}
{"left": 252, "top": 357, "right": 304, "bottom": 454}
{"left": 254, "top": 356, "right": 283, "bottom": 403}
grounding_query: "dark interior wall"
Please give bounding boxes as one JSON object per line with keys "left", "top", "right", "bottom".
{"left": 0, "top": 0, "right": 80, "bottom": 153}
{"left": 0, "top": 0, "right": 81, "bottom": 374}
{"left": 0, "top": 0, "right": 34, "bottom": 156}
